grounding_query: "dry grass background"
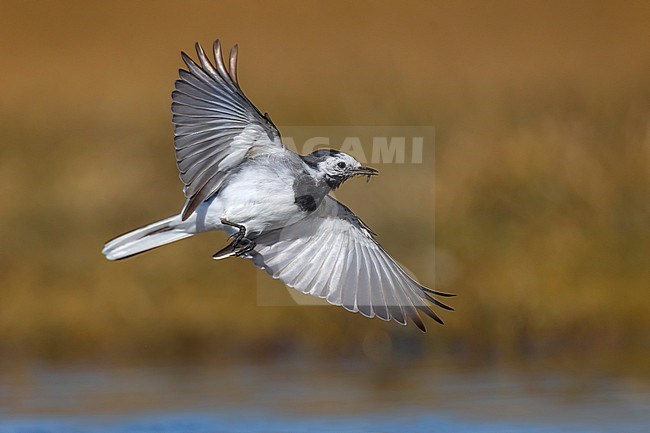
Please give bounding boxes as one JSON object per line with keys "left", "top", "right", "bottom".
{"left": 0, "top": 1, "right": 648, "bottom": 370}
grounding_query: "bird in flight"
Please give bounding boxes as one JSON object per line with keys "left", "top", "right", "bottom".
{"left": 102, "top": 40, "right": 453, "bottom": 331}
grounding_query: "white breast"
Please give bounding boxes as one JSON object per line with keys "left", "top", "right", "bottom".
{"left": 194, "top": 158, "right": 301, "bottom": 236}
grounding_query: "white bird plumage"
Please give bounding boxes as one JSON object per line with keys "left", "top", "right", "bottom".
{"left": 102, "top": 40, "right": 454, "bottom": 331}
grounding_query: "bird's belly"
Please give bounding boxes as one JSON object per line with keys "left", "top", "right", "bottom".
{"left": 198, "top": 174, "right": 301, "bottom": 236}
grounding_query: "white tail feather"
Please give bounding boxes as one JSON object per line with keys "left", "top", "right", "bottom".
{"left": 102, "top": 215, "right": 193, "bottom": 260}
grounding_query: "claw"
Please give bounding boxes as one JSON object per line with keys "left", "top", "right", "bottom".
{"left": 215, "top": 218, "right": 254, "bottom": 259}
{"left": 213, "top": 238, "right": 256, "bottom": 260}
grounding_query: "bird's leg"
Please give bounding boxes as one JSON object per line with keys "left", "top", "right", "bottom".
{"left": 213, "top": 218, "right": 256, "bottom": 260}
{"left": 220, "top": 218, "right": 247, "bottom": 246}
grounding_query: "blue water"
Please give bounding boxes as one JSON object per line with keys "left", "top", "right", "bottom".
{"left": 0, "top": 361, "right": 648, "bottom": 432}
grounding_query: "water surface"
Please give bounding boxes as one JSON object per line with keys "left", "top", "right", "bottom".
{"left": 0, "top": 361, "right": 647, "bottom": 432}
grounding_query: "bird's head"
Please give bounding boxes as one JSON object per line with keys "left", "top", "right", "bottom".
{"left": 303, "top": 149, "right": 378, "bottom": 189}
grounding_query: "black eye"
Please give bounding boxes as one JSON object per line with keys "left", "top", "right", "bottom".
{"left": 337, "top": 161, "right": 346, "bottom": 169}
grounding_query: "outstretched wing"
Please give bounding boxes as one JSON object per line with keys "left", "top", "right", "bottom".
{"left": 246, "top": 196, "right": 454, "bottom": 331}
{"left": 173, "top": 40, "right": 284, "bottom": 220}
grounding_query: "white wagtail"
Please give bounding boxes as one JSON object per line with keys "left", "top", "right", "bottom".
{"left": 102, "top": 40, "right": 453, "bottom": 331}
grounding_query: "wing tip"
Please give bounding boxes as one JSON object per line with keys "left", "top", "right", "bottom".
{"left": 420, "top": 285, "right": 456, "bottom": 298}
{"left": 422, "top": 292, "right": 454, "bottom": 311}
{"left": 180, "top": 200, "right": 198, "bottom": 221}
{"left": 180, "top": 51, "right": 197, "bottom": 68}
{"left": 229, "top": 44, "right": 239, "bottom": 84}
{"left": 410, "top": 313, "right": 428, "bottom": 332}
{"left": 417, "top": 305, "right": 445, "bottom": 326}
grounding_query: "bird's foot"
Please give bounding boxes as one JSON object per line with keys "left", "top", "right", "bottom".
{"left": 212, "top": 238, "right": 256, "bottom": 260}
{"left": 234, "top": 238, "right": 256, "bottom": 257}
{"left": 214, "top": 218, "right": 255, "bottom": 260}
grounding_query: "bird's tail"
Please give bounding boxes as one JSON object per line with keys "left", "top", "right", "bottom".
{"left": 102, "top": 215, "right": 193, "bottom": 261}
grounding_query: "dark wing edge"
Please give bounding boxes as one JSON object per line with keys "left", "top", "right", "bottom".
{"left": 245, "top": 196, "right": 455, "bottom": 332}
{"left": 173, "top": 40, "right": 283, "bottom": 220}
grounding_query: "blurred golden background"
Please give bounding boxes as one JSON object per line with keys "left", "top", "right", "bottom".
{"left": 0, "top": 0, "right": 648, "bottom": 374}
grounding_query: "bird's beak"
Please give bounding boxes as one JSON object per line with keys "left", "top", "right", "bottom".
{"left": 351, "top": 166, "right": 379, "bottom": 181}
